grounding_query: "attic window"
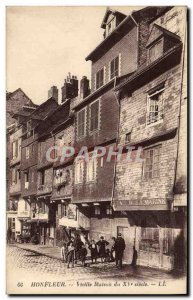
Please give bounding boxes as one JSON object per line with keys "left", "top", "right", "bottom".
{"left": 148, "top": 39, "right": 163, "bottom": 64}
{"left": 104, "top": 16, "right": 116, "bottom": 38}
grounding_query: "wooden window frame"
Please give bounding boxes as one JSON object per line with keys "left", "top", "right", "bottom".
{"left": 146, "top": 88, "right": 164, "bottom": 126}
{"left": 89, "top": 99, "right": 100, "bottom": 134}
{"left": 110, "top": 55, "right": 119, "bottom": 80}
{"left": 77, "top": 108, "right": 86, "bottom": 139}
{"left": 96, "top": 68, "right": 104, "bottom": 90}
{"left": 143, "top": 146, "right": 161, "bottom": 179}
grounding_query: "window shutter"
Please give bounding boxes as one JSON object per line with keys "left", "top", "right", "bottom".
{"left": 10, "top": 169, "right": 12, "bottom": 185}
{"left": 108, "top": 61, "right": 111, "bottom": 81}
{"left": 118, "top": 53, "right": 122, "bottom": 76}
{"left": 15, "top": 168, "right": 17, "bottom": 183}
{"left": 10, "top": 142, "right": 13, "bottom": 159}
{"left": 94, "top": 73, "right": 96, "bottom": 91}
{"left": 15, "top": 140, "right": 18, "bottom": 157}
{"left": 103, "top": 66, "right": 106, "bottom": 85}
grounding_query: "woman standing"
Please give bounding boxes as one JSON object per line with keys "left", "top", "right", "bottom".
{"left": 89, "top": 240, "right": 98, "bottom": 264}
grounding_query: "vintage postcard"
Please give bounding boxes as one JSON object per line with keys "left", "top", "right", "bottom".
{"left": 6, "top": 6, "right": 187, "bottom": 295}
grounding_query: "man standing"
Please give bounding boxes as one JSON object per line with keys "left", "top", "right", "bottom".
{"left": 114, "top": 233, "right": 126, "bottom": 269}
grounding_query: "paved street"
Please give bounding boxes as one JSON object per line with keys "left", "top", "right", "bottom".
{"left": 7, "top": 244, "right": 182, "bottom": 281}
{"left": 6, "top": 245, "right": 186, "bottom": 294}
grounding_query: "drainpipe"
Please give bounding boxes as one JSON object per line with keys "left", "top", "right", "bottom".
{"left": 172, "top": 11, "right": 187, "bottom": 211}
{"left": 111, "top": 77, "right": 121, "bottom": 209}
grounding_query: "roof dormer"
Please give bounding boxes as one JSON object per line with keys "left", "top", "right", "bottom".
{"left": 101, "top": 8, "right": 127, "bottom": 39}
{"left": 146, "top": 24, "right": 181, "bottom": 65}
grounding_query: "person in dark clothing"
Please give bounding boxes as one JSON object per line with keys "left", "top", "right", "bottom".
{"left": 96, "top": 236, "right": 109, "bottom": 262}
{"left": 110, "top": 237, "right": 116, "bottom": 262}
{"left": 131, "top": 246, "right": 138, "bottom": 267}
{"left": 105, "top": 249, "right": 111, "bottom": 262}
{"left": 67, "top": 241, "right": 75, "bottom": 268}
{"left": 74, "top": 235, "right": 84, "bottom": 263}
{"left": 89, "top": 240, "right": 98, "bottom": 264}
{"left": 80, "top": 244, "right": 87, "bottom": 267}
{"left": 114, "top": 233, "right": 126, "bottom": 269}
{"left": 7, "top": 227, "right": 12, "bottom": 244}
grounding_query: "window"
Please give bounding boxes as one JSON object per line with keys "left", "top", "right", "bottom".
{"left": 146, "top": 88, "right": 164, "bottom": 125}
{"left": 40, "top": 170, "right": 45, "bottom": 186}
{"left": 106, "top": 205, "right": 113, "bottom": 215}
{"left": 12, "top": 140, "right": 18, "bottom": 159}
{"left": 31, "top": 170, "right": 34, "bottom": 183}
{"left": 75, "top": 159, "right": 84, "bottom": 184}
{"left": 149, "top": 39, "right": 163, "bottom": 64}
{"left": 24, "top": 171, "right": 29, "bottom": 189}
{"left": 105, "top": 16, "right": 116, "bottom": 37}
{"left": 77, "top": 109, "right": 86, "bottom": 138}
{"left": 61, "top": 203, "right": 68, "bottom": 217}
{"left": 32, "top": 144, "right": 34, "bottom": 154}
{"left": 140, "top": 228, "right": 160, "bottom": 252}
{"left": 125, "top": 132, "right": 131, "bottom": 144}
{"left": 143, "top": 146, "right": 161, "bottom": 179}
{"left": 39, "top": 201, "right": 46, "bottom": 214}
{"left": 26, "top": 146, "right": 30, "bottom": 159}
{"left": 110, "top": 56, "right": 119, "bottom": 79}
{"left": 12, "top": 168, "right": 17, "bottom": 185}
{"left": 86, "top": 154, "right": 97, "bottom": 182}
{"left": 89, "top": 100, "right": 99, "bottom": 132}
{"left": 96, "top": 68, "right": 104, "bottom": 89}
{"left": 27, "top": 120, "right": 32, "bottom": 137}
{"left": 94, "top": 206, "right": 100, "bottom": 216}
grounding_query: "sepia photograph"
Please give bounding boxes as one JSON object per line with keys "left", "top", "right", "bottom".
{"left": 6, "top": 5, "right": 187, "bottom": 295}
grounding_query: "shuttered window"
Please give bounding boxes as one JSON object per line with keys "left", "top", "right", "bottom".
{"left": 89, "top": 100, "right": 99, "bottom": 132}
{"left": 75, "top": 159, "right": 84, "bottom": 184}
{"left": 146, "top": 88, "right": 164, "bottom": 125}
{"left": 96, "top": 68, "right": 104, "bottom": 89}
{"left": 86, "top": 153, "right": 97, "bottom": 182}
{"left": 77, "top": 108, "right": 86, "bottom": 138}
{"left": 143, "top": 146, "right": 161, "bottom": 179}
{"left": 110, "top": 56, "right": 119, "bottom": 79}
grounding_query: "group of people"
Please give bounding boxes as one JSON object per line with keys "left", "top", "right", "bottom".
{"left": 61, "top": 233, "right": 127, "bottom": 269}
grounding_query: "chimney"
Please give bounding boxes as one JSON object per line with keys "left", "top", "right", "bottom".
{"left": 80, "top": 76, "right": 90, "bottom": 99}
{"left": 48, "top": 86, "right": 58, "bottom": 102}
{"left": 61, "top": 73, "right": 78, "bottom": 103}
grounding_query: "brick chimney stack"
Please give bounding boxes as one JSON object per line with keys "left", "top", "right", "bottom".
{"left": 61, "top": 73, "right": 78, "bottom": 103}
{"left": 48, "top": 86, "right": 58, "bottom": 102}
{"left": 80, "top": 76, "right": 90, "bottom": 99}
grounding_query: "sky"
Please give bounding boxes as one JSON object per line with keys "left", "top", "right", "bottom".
{"left": 6, "top": 6, "right": 138, "bottom": 104}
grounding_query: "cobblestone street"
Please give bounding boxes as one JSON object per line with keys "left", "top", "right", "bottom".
{"left": 7, "top": 244, "right": 181, "bottom": 281}
{"left": 6, "top": 245, "right": 186, "bottom": 294}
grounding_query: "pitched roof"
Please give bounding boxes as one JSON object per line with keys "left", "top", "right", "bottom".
{"left": 101, "top": 8, "right": 127, "bottom": 29}
{"left": 146, "top": 23, "right": 181, "bottom": 47}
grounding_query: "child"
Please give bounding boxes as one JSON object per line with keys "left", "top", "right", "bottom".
{"left": 80, "top": 244, "right": 87, "bottom": 267}
{"left": 67, "top": 241, "right": 75, "bottom": 268}
{"left": 60, "top": 243, "right": 66, "bottom": 263}
{"left": 88, "top": 240, "right": 98, "bottom": 264}
{"left": 105, "top": 249, "right": 111, "bottom": 262}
